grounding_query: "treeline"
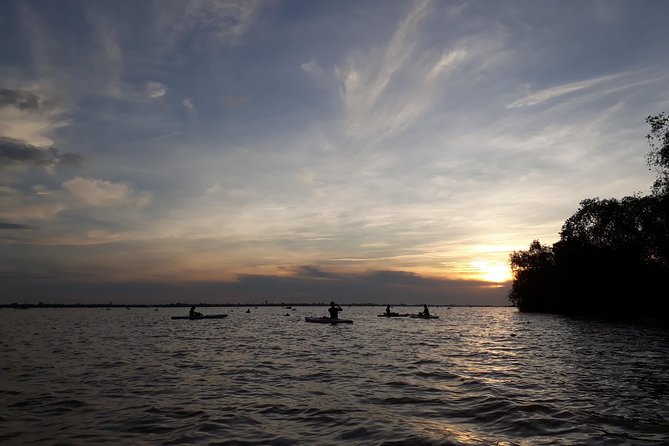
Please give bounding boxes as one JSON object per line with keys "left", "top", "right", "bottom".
{"left": 508, "top": 114, "right": 669, "bottom": 322}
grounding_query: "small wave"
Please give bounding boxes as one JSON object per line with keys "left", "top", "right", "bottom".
{"left": 0, "top": 431, "right": 23, "bottom": 442}
{"left": 415, "top": 370, "right": 460, "bottom": 380}
{"left": 384, "top": 380, "right": 413, "bottom": 388}
{"left": 143, "top": 405, "right": 206, "bottom": 419}
{"left": 47, "top": 399, "right": 88, "bottom": 409}
{"left": 197, "top": 422, "right": 224, "bottom": 432}
{"left": 413, "top": 358, "right": 441, "bottom": 365}
{"left": 374, "top": 396, "right": 445, "bottom": 406}
{"left": 2, "top": 306, "right": 667, "bottom": 445}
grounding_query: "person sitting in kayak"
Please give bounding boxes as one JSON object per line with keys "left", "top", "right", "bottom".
{"left": 420, "top": 304, "right": 430, "bottom": 317}
{"left": 189, "top": 306, "right": 203, "bottom": 317}
{"left": 385, "top": 305, "right": 392, "bottom": 316}
{"left": 328, "top": 301, "right": 343, "bottom": 319}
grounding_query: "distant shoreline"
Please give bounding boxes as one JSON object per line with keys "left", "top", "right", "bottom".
{"left": 1, "top": 302, "right": 510, "bottom": 309}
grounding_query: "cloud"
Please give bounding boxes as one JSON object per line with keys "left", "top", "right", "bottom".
{"left": 158, "top": 0, "right": 263, "bottom": 49}
{"left": 0, "top": 87, "right": 70, "bottom": 147}
{"left": 183, "top": 98, "right": 195, "bottom": 112}
{"left": 205, "top": 182, "right": 221, "bottom": 194}
{"left": 0, "top": 175, "right": 151, "bottom": 228}
{"left": 0, "top": 186, "right": 66, "bottom": 221}
{"left": 337, "top": 0, "right": 466, "bottom": 145}
{"left": 146, "top": 81, "right": 167, "bottom": 99}
{"left": 0, "top": 137, "right": 83, "bottom": 167}
{"left": 230, "top": 267, "right": 508, "bottom": 305}
{"left": 302, "top": 59, "right": 337, "bottom": 91}
{"left": 61, "top": 177, "right": 152, "bottom": 208}
{"left": 0, "top": 222, "right": 32, "bottom": 230}
{"left": 0, "top": 265, "right": 509, "bottom": 305}
{"left": 295, "top": 168, "right": 316, "bottom": 184}
{"left": 506, "top": 73, "right": 623, "bottom": 108}
{"left": 0, "top": 88, "right": 41, "bottom": 110}
{"left": 301, "top": 60, "right": 325, "bottom": 78}
{"left": 291, "top": 265, "right": 341, "bottom": 279}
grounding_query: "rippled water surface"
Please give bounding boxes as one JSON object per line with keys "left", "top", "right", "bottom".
{"left": 1, "top": 306, "right": 668, "bottom": 445}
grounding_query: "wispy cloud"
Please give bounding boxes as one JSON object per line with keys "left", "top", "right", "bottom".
{"left": 337, "top": 0, "right": 465, "bottom": 145}
{"left": 183, "top": 98, "right": 196, "bottom": 112}
{"left": 157, "top": 0, "right": 263, "bottom": 49}
{"left": 0, "top": 87, "right": 69, "bottom": 147}
{"left": 0, "top": 186, "right": 66, "bottom": 221}
{"left": 61, "top": 177, "right": 152, "bottom": 208}
{"left": 146, "top": 81, "right": 167, "bottom": 99}
{"left": 301, "top": 60, "right": 326, "bottom": 79}
{"left": 506, "top": 73, "right": 624, "bottom": 108}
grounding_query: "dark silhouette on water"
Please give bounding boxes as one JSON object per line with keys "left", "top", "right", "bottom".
{"left": 420, "top": 305, "right": 430, "bottom": 317}
{"left": 173, "top": 307, "right": 228, "bottom": 320}
{"left": 328, "top": 301, "right": 343, "bottom": 319}
{"left": 303, "top": 302, "right": 352, "bottom": 323}
{"left": 378, "top": 304, "right": 409, "bottom": 317}
{"left": 508, "top": 113, "right": 669, "bottom": 324}
{"left": 189, "top": 306, "right": 203, "bottom": 318}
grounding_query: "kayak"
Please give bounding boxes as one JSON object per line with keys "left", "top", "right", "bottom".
{"left": 171, "top": 314, "right": 228, "bottom": 320}
{"left": 377, "top": 313, "right": 410, "bottom": 317}
{"left": 410, "top": 314, "right": 439, "bottom": 319}
{"left": 305, "top": 317, "right": 353, "bottom": 324}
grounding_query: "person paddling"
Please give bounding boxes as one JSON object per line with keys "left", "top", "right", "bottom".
{"left": 385, "top": 304, "right": 392, "bottom": 316}
{"left": 189, "top": 306, "right": 203, "bottom": 317}
{"left": 420, "top": 304, "right": 430, "bottom": 317}
{"left": 328, "top": 301, "right": 343, "bottom": 319}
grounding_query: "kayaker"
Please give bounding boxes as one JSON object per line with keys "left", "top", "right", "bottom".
{"left": 328, "top": 301, "right": 343, "bottom": 319}
{"left": 420, "top": 304, "right": 430, "bottom": 317}
{"left": 189, "top": 306, "right": 203, "bottom": 317}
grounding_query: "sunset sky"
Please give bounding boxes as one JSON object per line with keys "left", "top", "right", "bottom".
{"left": 1, "top": 0, "right": 668, "bottom": 305}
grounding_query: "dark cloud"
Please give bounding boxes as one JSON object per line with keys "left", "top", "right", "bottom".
{"left": 364, "top": 270, "right": 425, "bottom": 285}
{"left": 0, "top": 137, "right": 84, "bottom": 167}
{"left": 0, "top": 222, "right": 32, "bottom": 230}
{"left": 0, "top": 88, "right": 40, "bottom": 110}
{"left": 0, "top": 267, "right": 511, "bottom": 306}
{"left": 291, "top": 265, "right": 341, "bottom": 279}
{"left": 0, "top": 266, "right": 510, "bottom": 305}
{"left": 233, "top": 269, "right": 509, "bottom": 305}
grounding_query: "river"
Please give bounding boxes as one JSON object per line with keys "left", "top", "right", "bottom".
{"left": 1, "top": 306, "right": 667, "bottom": 445}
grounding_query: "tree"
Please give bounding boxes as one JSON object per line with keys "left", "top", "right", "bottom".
{"left": 645, "top": 114, "right": 669, "bottom": 266}
{"left": 508, "top": 240, "right": 556, "bottom": 312}
{"left": 507, "top": 114, "right": 669, "bottom": 322}
{"left": 646, "top": 113, "right": 669, "bottom": 196}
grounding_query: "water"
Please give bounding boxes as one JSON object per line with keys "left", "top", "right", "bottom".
{"left": 1, "top": 306, "right": 667, "bottom": 445}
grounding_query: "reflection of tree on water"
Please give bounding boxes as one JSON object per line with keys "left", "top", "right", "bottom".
{"left": 508, "top": 114, "right": 669, "bottom": 323}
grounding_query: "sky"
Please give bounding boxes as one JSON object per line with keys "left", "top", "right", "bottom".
{"left": 1, "top": 0, "right": 668, "bottom": 305}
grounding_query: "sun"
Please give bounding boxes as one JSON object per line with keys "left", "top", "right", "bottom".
{"left": 470, "top": 260, "right": 512, "bottom": 283}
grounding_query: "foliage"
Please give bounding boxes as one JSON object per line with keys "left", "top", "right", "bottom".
{"left": 646, "top": 113, "right": 669, "bottom": 196}
{"left": 508, "top": 114, "right": 669, "bottom": 322}
{"left": 508, "top": 241, "right": 557, "bottom": 312}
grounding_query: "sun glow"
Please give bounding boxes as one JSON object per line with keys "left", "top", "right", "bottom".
{"left": 470, "top": 260, "right": 512, "bottom": 283}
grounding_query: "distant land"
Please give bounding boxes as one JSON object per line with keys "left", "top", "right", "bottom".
{"left": 1, "top": 302, "right": 509, "bottom": 309}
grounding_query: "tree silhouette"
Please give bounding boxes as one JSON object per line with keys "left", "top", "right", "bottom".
{"left": 508, "top": 114, "right": 669, "bottom": 323}
{"left": 646, "top": 113, "right": 669, "bottom": 196}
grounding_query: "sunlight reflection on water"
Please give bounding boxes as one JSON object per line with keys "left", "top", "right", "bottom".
{"left": 1, "top": 306, "right": 667, "bottom": 445}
